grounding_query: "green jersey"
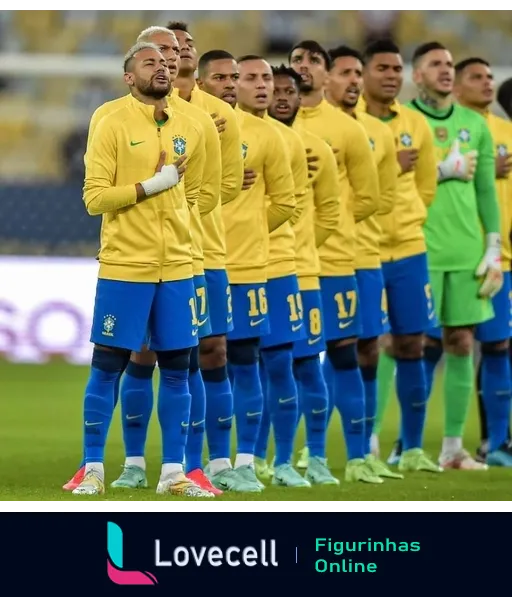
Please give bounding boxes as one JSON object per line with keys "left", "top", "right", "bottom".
{"left": 407, "top": 99, "right": 499, "bottom": 271}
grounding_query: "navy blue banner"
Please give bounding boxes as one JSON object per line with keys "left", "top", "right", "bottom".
{"left": 2, "top": 513, "right": 507, "bottom": 592}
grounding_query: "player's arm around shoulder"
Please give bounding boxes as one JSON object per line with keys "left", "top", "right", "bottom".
{"left": 263, "top": 121, "right": 296, "bottom": 232}
{"left": 216, "top": 99, "right": 244, "bottom": 205}
{"left": 344, "top": 114, "right": 379, "bottom": 222}
{"left": 411, "top": 110, "right": 438, "bottom": 208}
{"left": 312, "top": 135, "right": 341, "bottom": 246}
{"left": 83, "top": 111, "right": 138, "bottom": 216}
{"left": 376, "top": 123, "right": 397, "bottom": 215}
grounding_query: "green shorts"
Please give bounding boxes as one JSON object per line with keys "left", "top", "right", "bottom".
{"left": 429, "top": 269, "right": 494, "bottom": 327}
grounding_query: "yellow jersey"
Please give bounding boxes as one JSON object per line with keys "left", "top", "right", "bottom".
{"left": 83, "top": 94, "right": 205, "bottom": 283}
{"left": 265, "top": 115, "right": 308, "bottom": 279}
{"left": 359, "top": 97, "right": 437, "bottom": 262}
{"left": 296, "top": 99, "right": 379, "bottom": 275}
{"left": 485, "top": 112, "right": 512, "bottom": 271}
{"left": 223, "top": 108, "right": 295, "bottom": 284}
{"left": 354, "top": 111, "right": 397, "bottom": 269}
{"left": 293, "top": 123, "right": 340, "bottom": 290}
{"left": 173, "top": 86, "right": 245, "bottom": 270}
{"left": 87, "top": 92, "right": 219, "bottom": 277}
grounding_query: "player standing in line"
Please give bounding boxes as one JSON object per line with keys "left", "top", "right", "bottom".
{"left": 408, "top": 42, "right": 502, "bottom": 470}
{"left": 73, "top": 42, "right": 213, "bottom": 497}
{"left": 444, "top": 57, "right": 512, "bottom": 466}
{"left": 289, "top": 40, "right": 383, "bottom": 484}
{"left": 324, "top": 45, "right": 402, "bottom": 480}
{"left": 164, "top": 21, "right": 245, "bottom": 488}
{"left": 359, "top": 40, "right": 441, "bottom": 472}
{"left": 497, "top": 78, "right": 512, "bottom": 119}
{"left": 198, "top": 50, "right": 296, "bottom": 491}
{"left": 63, "top": 27, "right": 221, "bottom": 493}
{"left": 235, "top": 55, "right": 310, "bottom": 488}
{"left": 264, "top": 64, "right": 340, "bottom": 485}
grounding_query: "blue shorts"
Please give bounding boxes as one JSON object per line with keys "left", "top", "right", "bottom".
{"left": 293, "top": 288, "right": 326, "bottom": 358}
{"left": 381, "top": 253, "right": 437, "bottom": 335}
{"left": 356, "top": 268, "right": 390, "bottom": 340}
{"left": 227, "top": 282, "right": 270, "bottom": 341}
{"left": 194, "top": 275, "right": 212, "bottom": 339}
{"left": 476, "top": 271, "right": 511, "bottom": 343}
{"left": 260, "top": 274, "right": 306, "bottom": 349}
{"left": 90, "top": 278, "right": 198, "bottom": 352}
{"left": 204, "top": 269, "right": 234, "bottom": 337}
{"left": 319, "top": 275, "right": 363, "bottom": 342}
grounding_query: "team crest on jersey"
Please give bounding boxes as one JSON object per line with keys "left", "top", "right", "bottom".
{"left": 434, "top": 127, "right": 448, "bottom": 142}
{"left": 173, "top": 135, "right": 187, "bottom": 156}
{"left": 497, "top": 143, "right": 508, "bottom": 156}
{"left": 458, "top": 128, "right": 471, "bottom": 143}
{"left": 241, "top": 142, "right": 248, "bottom": 159}
{"left": 400, "top": 133, "right": 412, "bottom": 147}
{"left": 102, "top": 314, "right": 116, "bottom": 337}
{"left": 369, "top": 138, "right": 375, "bottom": 151}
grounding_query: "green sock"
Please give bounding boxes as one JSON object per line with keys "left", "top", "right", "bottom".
{"left": 443, "top": 353, "right": 474, "bottom": 437}
{"left": 374, "top": 352, "right": 396, "bottom": 434}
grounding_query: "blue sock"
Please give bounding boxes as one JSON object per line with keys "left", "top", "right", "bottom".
{"left": 158, "top": 367, "right": 191, "bottom": 464}
{"left": 481, "top": 349, "right": 512, "bottom": 452}
{"left": 120, "top": 361, "right": 154, "bottom": 459}
{"left": 261, "top": 346, "right": 298, "bottom": 466}
{"left": 204, "top": 366, "right": 233, "bottom": 460}
{"left": 255, "top": 361, "right": 271, "bottom": 459}
{"left": 231, "top": 363, "right": 263, "bottom": 455}
{"left": 396, "top": 358, "right": 428, "bottom": 450}
{"left": 185, "top": 347, "right": 206, "bottom": 473}
{"left": 79, "top": 365, "right": 124, "bottom": 469}
{"left": 424, "top": 344, "right": 443, "bottom": 399}
{"left": 83, "top": 349, "right": 127, "bottom": 463}
{"left": 322, "top": 356, "right": 335, "bottom": 427}
{"left": 327, "top": 344, "right": 365, "bottom": 461}
{"left": 294, "top": 357, "right": 327, "bottom": 458}
{"left": 360, "top": 365, "right": 377, "bottom": 456}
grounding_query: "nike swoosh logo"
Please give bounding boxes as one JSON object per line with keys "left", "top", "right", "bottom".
{"left": 339, "top": 321, "right": 353, "bottom": 329}
{"left": 198, "top": 318, "right": 208, "bottom": 327}
{"left": 246, "top": 411, "right": 262, "bottom": 417}
{"left": 192, "top": 329, "right": 198, "bottom": 336}
{"left": 130, "top": 141, "right": 145, "bottom": 146}
{"left": 126, "top": 414, "right": 142, "bottom": 420}
{"left": 250, "top": 318, "right": 265, "bottom": 327}
{"left": 227, "top": 316, "right": 233, "bottom": 324}
{"left": 312, "top": 408, "right": 327, "bottom": 414}
{"left": 181, "top": 422, "right": 189, "bottom": 427}
{"left": 308, "top": 337, "right": 321, "bottom": 345}
{"left": 218, "top": 416, "right": 232, "bottom": 423}
{"left": 279, "top": 397, "right": 295, "bottom": 404}
{"left": 85, "top": 421, "right": 102, "bottom": 426}
{"left": 292, "top": 323, "right": 303, "bottom": 332}
{"left": 192, "top": 420, "right": 205, "bottom": 427}
{"left": 350, "top": 418, "right": 365, "bottom": 424}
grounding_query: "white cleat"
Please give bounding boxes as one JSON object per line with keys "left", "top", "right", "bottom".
{"left": 72, "top": 469, "right": 105, "bottom": 495}
{"left": 156, "top": 472, "right": 215, "bottom": 497}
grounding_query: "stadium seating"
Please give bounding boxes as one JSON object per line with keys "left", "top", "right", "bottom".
{"left": 0, "top": 10, "right": 510, "bottom": 196}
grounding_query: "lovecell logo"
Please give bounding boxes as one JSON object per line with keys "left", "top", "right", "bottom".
{"left": 107, "top": 522, "right": 158, "bottom": 585}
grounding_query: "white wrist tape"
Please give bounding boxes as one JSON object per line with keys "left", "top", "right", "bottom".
{"left": 140, "top": 164, "right": 180, "bottom": 196}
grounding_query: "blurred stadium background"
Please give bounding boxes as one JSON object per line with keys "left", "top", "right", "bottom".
{"left": 1, "top": 9, "right": 511, "bottom": 365}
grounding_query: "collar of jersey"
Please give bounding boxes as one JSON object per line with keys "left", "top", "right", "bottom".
{"left": 128, "top": 93, "right": 172, "bottom": 123}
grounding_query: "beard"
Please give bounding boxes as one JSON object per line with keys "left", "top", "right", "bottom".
{"left": 138, "top": 78, "right": 171, "bottom": 99}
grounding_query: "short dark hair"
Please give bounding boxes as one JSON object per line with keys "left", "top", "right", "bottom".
{"left": 198, "top": 49, "right": 235, "bottom": 76}
{"left": 271, "top": 64, "right": 303, "bottom": 88}
{"left": 412, "top": 41, "right": 447, "bottom": 65}
{"left": 454, "top": 57, "right": 490, "bottom": 76}
{"left": 167, "top": 21, "right": 188, "bottom": 32}
{"left": 288, "top": 40, "right": 331, "bottom": 70}
{"left": 328, "top": 45, "right": 363, "bottom": 68}
{"left": 363, "top": 39, "right": 400, "bottom": 64}
{"left": 237, "top": 54, "right": 265, "bottom": 64}
{"left": 497, "top": 77, "right": 512, "bottom": 117}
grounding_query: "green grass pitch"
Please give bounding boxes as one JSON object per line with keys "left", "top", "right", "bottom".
{"left": 2, "top": 360, "right": 510, "bottom": 501}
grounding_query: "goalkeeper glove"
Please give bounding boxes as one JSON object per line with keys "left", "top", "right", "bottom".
{"left": 140, "top": 164, "right": 181, "bottom": 196}
{"left": 438, "top": 140, "right": 478, "bottom": 182}
{"left": 475, "top": 233, "right": 503, "bottom": 298}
